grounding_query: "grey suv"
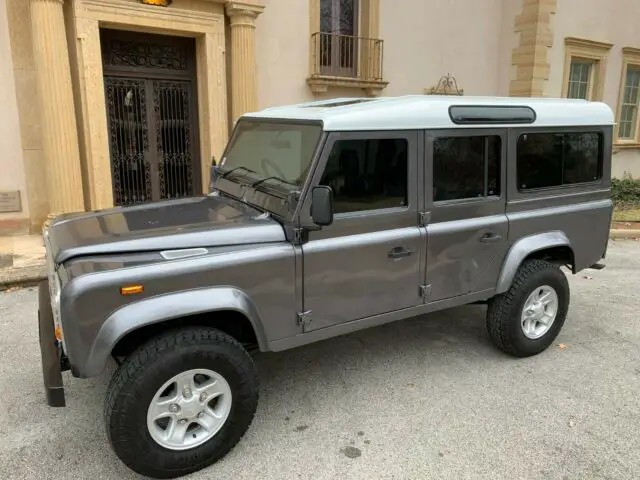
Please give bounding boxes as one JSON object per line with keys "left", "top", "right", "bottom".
{"left": 37, "top": 96, "right": 614, "bottom": 478}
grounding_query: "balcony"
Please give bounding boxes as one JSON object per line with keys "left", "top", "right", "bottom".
{"left": 307, "top": 32, "right": 388, "bottom": 96}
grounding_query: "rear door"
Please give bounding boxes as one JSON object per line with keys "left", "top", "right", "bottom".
{"left": 423, "top": 129, "right": 510, "bottom": 301}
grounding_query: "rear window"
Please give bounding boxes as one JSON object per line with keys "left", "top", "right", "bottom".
{"left": 516, "top": 132, "right": 603, "bottom": 190}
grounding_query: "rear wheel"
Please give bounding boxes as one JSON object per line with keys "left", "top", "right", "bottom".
{"left": 105, "top": 327, "right": 259, "bottom": 478}
{"left": 487, "top": 259, "right": 570, "bottom": 357}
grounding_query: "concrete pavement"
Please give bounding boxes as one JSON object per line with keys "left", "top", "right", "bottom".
{"left": 0, "top": 240, "right": 638, "bottom": 479}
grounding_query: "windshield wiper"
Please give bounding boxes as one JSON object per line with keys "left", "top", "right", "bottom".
{"left": 251, "top": 176, "right": 298, "bottom": 188}
{"left": 219, "top": 166, "right": 257, "bottom": 178}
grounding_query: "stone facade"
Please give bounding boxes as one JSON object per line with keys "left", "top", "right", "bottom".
{"left": 0, "top": 0, "right": 639, "bottom": 234}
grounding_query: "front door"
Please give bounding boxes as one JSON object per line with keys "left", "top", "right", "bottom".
{"left": 101, "top": 29, "right": 200, "bottom": 206}
{"left": 424, "top": 130, "right": 510, "bottom": 302}
{"left": 302, "top": 131, "right": 424, "bottom": 331}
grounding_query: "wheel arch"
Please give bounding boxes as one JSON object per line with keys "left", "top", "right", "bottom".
{"left": 82, "top": 287, "right": 268, "bottom": 378}
{"left": 495, "top": 231, "right": 573, "bottom": 295}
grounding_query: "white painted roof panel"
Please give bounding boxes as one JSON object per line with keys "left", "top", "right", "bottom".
{"left": 242, "top": 95, "right": 615, "bottom": 131}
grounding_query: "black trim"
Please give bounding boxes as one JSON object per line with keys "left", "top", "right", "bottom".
{"left": 38, "top": 280, "right": 66, "bottom": 407}
{"left": 449, "top": 105, "right": 536, "bottom": 125}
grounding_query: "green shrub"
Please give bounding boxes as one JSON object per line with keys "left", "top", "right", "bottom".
{"left": 612, "top": 177, "right": 640, "bottom": 207}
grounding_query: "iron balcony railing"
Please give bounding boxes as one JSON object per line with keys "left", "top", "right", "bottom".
{"left": 310, "top": 32, "right": 384, "bottom": 81}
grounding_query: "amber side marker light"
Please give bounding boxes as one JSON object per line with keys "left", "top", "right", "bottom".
{"left": 54, "top": 327, "right": 63, "bottom": 342}
{"left": 121, "top": 285, "right": 144, "bottom": 296}
{"left": 141, "top": 0, "right": 172, "bottom": 6}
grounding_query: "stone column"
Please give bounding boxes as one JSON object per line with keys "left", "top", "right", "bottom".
{"left": 225, "top": 1, "right": 264, "bottom": 124}
{"left": 30, "top": 0, "right": 85, "bottom": 218}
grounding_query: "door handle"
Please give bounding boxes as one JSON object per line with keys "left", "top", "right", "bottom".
{"left": 479, "top": 232, "right": 502, "bottom": 244}
{"left": 388, "top": 246, "right": 414, "bottom": 259}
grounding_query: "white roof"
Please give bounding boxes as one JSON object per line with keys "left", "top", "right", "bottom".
{"left": 242, "top": 95, "right": 615, "bottom": 131}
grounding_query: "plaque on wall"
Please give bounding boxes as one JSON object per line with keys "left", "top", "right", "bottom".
{"left": 0, "top": 191, "right": 22, "bottom": 213}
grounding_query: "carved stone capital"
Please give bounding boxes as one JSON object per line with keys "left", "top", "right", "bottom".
{"left": 225, "top": 1, "right": 264, "bottom": 26}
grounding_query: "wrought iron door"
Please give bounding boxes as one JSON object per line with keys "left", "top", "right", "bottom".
{"left": 101, "top": 30, "right": 200, "bottom": 206}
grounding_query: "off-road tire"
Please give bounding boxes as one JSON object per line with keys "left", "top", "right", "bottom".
{"left": 104, "top": 327, "right": 259, "bottom": 479}
{"left": 487, "top": 259, "right": 570, "bottom": 357}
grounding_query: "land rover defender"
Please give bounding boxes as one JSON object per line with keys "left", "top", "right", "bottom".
{"left": 37, "top": 95, "right": 613, "bottom": 478}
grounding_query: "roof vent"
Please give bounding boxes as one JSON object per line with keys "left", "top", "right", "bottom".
{"left": 303, "top": 99, "right": 374, "bottom": 108}
{"left": 449, "top": 105, "right": 536, "bottom": 125}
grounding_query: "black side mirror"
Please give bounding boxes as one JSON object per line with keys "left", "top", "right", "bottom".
{"left": 208, "top": 156, "right": 217, "bottom": 192}
{"left": 311, "top": 186, "right": 333, "bottom": 226}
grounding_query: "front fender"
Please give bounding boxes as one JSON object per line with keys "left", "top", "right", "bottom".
{"left": 495, "top": 231, "right": 572, "bottom": 294}
{"left": 81, "top": 287, "right": 267, "bottom": 377}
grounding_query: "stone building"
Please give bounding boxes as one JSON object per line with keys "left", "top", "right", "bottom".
{"left": 0, "top": 0, "right": 639, "bottom": 234}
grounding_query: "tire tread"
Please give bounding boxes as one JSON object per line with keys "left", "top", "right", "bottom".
{"left": 487, "top": 259, "right": 569, "bottom": 357}
{"left": 104, "top": 327, "right": 259, "bottom": 479}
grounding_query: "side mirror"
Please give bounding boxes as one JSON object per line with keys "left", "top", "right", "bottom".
{"left": 311, "top": 185, "right": 333, "bottom": 226}
{"left": 208, "top": 156, "right": 217, "bottom": 193}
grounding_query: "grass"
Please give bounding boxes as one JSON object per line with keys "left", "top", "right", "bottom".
{"left": 613, "top": 206, "right": 640, "bottom": 222}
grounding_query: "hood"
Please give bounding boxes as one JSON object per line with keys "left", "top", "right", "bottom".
{"left": 45, "top": 194, "right": 286, "bottom": 264}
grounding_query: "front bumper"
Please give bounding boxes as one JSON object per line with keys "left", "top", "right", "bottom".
{"left": 38, "top": 280, "right": 66, "bottom": 407}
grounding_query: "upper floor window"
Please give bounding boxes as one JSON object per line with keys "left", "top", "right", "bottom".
{"left": 319, "top": 0, "right": 358, "bottom": 77}
{"left": 432, "top": 136, "right": 501, "bottom": 203}
{"left": 618, "top": 64, "right": 640, "bottom": 140}
{"left": 308, "top": 0, "right": 385, "bottom": 95}
{"left": 320, "top": 0, "right": 357, "bottom": 35}
{"left": 562, "top": 38, "right": 612, "bottom": 102}
{"left": 567, "top": 60, "right": 593, "bottom": 99}
{"left": 319, "top": 137, "right": 408, "bottom": 214}
{"left": 517, "top": 132, "right": 602, "bottom": 190}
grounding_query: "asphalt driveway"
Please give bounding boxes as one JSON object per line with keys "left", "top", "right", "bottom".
{"left": 0, "top": 240, "right": 638, "bottom": 480}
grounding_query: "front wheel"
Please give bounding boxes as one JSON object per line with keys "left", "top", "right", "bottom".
{"left": 487, "top": 259, "right": 570, "bottom": 357}
{"left": 104, "top": 327, "right": 259, "bottom": 478}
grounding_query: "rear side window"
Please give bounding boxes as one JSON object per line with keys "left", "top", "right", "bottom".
{"left": 433, "top": 135, "right": 501, "bottom": 202}
{"left": 517, "top": 132, "right": 602, "bottom": 190}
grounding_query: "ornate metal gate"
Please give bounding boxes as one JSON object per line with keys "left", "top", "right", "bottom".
{"left": 101, "top": 30, "right": 200, "bottom": 206}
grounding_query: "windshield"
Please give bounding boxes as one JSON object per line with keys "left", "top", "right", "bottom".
{"left": 219, "top": 120, "right": 323, "bottom": 190}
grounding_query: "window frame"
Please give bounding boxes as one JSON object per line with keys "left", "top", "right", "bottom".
{"left": 507, "top": 126, "right": 612, "bottom": 202}
{"left": 298, "top": 129, "right": 419, "bottom": 229}
{"left": 426, "top": 128, "right": 507, "bottom": 209}
{"left": 615, "top": 47, "right": 640, "bottom": 147}
{"left": 562, "top": 37, "right": 612, "bottom": 101}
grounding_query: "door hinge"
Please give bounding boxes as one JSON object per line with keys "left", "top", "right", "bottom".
{"left": 419, "top": 284, "right": 431, "bottom": 301}
{"left": 418, "top": 212, "right": 430, "bottom": 227}
{"left": 297, "top": 310, "right": 312, "bottom": 331}
{"left": 293, "top": 228, "right": 304, "bottom": 244}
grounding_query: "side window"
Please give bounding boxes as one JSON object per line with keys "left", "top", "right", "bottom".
{"left": 517, "top": 132, "right": 602, "bottom": 190}
{"left": 433, "top": 135, "right": 501, "bottom": 202}
{"left": 319, "top": 138, "right": 408, "bottom": 214}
